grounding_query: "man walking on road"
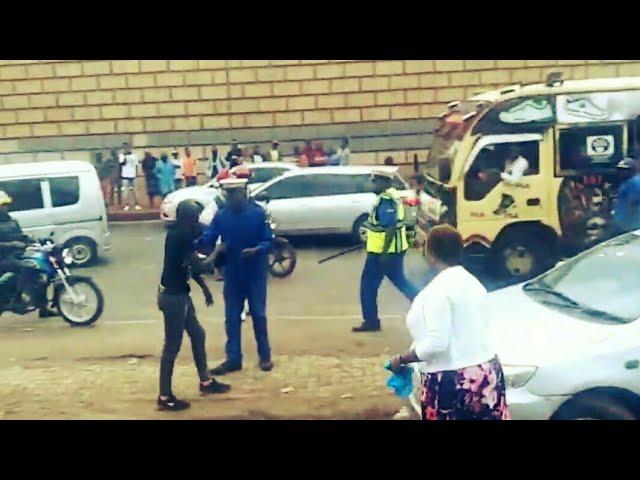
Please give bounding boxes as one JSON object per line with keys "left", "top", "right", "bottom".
{"left": 353, "top": 166, "right": 418, "bottom": 333}
{"left": 197, "top": 178, "right": 274, "bottom": 375}
{"left": 157, "top": 199, "right": 231, "bottom": 412}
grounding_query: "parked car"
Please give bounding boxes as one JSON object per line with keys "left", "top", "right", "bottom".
{"left": 160, "top": 162, "right": 296, "bottom": 225}
{"left": 201, "top": 166, "right": 414, "bottom": 243}
{"left": 409, "top": 231, "right": 640, "bottom": 420}
{"left": 0, "top": 161, "right": 111, "bottom": 266}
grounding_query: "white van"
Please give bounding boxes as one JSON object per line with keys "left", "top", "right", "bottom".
{"left": 0, "top": 160, "right": 111, "bottom": 266}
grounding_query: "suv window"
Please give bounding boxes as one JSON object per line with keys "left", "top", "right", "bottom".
{"left": 264, "top": 175, "right": 313, "bottom": 200}
{"left": 49, "top": 176, "right": 80, "bottom": 208}
{"left": 250, "top": 167, "right": 287, "bottom": 185}
{"left": 0, "top": 178, "right": 44, "bottom": 212}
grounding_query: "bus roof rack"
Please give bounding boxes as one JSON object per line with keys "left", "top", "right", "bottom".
{"left": 499, "top": 84, "right": 521, "bottom": 95}
{"left": 447, "top": 101, "right": 460, "bottom": 110}
{"left": 545, "top": 72, "right": 564, "bottom": 87}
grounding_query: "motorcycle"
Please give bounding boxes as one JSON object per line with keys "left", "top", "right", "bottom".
{"left": 267, "top": 211, "right": 296, "bottom": 278}
{"left": 0, "top": 239, "right": 104, "bottom": 327}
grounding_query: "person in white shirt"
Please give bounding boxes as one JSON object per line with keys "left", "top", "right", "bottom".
{"left": 500, "top": 147, "right": 529, "bottom": 185}
{"left": 337, "top": 137, "right": 350, "bottom": 166}
{"left": 171, "top": 149, "right": 184, "bottom": 190}
{"left": 118, "top": 143, "right": 141, "bottom": 211}
{"left": 389, "top": 225, "right": 510, "bottom": 420}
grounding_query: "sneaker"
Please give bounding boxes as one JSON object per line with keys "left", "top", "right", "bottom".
{"left": 499, "top": 98, "right": 554, "bottom": 124}
{"left": 123, "top": 205, "right": 131, "bottom": 212}
{"left": 134, "top": 205, "right": 142, "bottom": 211}
{"left": 564, "top": 96, "right": 608, "bottom": 121}
{"left": 199, "top": 378, "right": 231, "bottom": 395}
{"left": 259, "top": 359, "right": 273, "bottom": 372}
{"left": 157, "top": 395, "right": 191, "bottom": 412}
{"left": 352, "top": 322, "right": 381, "bottom": 333}
{"left": 209, "top": 360, "right": 242, "bottom": 376}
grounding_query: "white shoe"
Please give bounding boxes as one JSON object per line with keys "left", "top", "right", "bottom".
{"left": 499, "top": 98, "right": 553, "bottom": 124}
{"left": 123, "top": 205, "right": 130, "bottom": 212}
{"left": 134, "top": 205, "right": 142, "bottom": 211}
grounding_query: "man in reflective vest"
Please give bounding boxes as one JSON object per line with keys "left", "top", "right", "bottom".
{"left": 353, "top": 167, "right": 418, "bottom": 333}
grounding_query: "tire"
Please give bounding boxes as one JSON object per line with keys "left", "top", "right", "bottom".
{"left": 554, "top": 394, "right": 636, "bottom": 420}
{"left": 492, "top": 229, "right": 552, "bottom": 280}
{"left": 269, "top": 239, "right": 297, "bottom": 278}
{"left": 351, "top": 215, "right": 368, "bottom": 245}
{"left": 65, "top": 238, "right": 97, "bottom": 267}
{"left": 55, "top": 276, "right": 104, "bottom": 327}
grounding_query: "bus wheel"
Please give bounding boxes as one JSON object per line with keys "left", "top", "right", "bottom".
{"left": 492, "top": 231, "right": 550, "bottom": 280}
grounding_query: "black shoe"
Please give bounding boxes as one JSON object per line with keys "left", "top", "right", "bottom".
{"left": 209, "top": 360, "right": 242, "bottom": 376}
{"left": 157, "top": 395, "right": 191, "bottom": 412}
{"left": 199, "top": 378, "right": 231, "bottom": 395}
{"left": 39, "top": 308, "right": 58, "bottom": 318}
{"left": 352, "top": 322, "right": 381, "bottom": 333}
{"left": 259, "top": 359, "right": 273, "bottom": 372}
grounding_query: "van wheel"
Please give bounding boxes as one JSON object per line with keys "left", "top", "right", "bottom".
{"left": 352, "top": 215, "right": 368, "bottom": 245}
{"left": 553, "top": 394, "right": 636, "bottom": 420}
{"left": 65, "top": 238, "right": 97, "bottom": 267}
{"left": 492, "top": 230, "right": 551, "bottom": 280}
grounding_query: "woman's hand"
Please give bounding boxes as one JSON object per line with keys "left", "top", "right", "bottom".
{"left": 390, "top": 354, "right": 403, "bottom": 374}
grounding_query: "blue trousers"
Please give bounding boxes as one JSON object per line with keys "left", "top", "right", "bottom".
{"left": 360, "top": 252, "right": 418, "bottom": 327}
{"left": 223, "top": 270, "right": 271, "bottom": 364}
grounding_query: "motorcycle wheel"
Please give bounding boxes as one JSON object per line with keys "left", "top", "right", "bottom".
{"left": 269, "top": 240, "right": 297, "bottom": 278}
{"left": 55, "top": 276, "right": 104, "bottom": 327}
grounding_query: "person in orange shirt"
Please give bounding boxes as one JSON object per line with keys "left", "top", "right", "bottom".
{"left": 182, "top": 147, "right": 197, "bottom": 187}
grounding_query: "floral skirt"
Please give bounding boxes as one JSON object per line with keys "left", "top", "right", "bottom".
{"left": 421, "top": 357, "right": 511, "bottom": 420}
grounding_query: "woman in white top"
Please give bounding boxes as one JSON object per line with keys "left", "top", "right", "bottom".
{"left": 390, "top": 225, "right": 510, "bottom": 420}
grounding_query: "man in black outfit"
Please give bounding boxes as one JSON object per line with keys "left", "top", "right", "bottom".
{"left": 157, "top": 199, "right": 230, "bottom": 412}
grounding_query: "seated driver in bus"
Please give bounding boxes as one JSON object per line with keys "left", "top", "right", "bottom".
{"left": 500, "top": 147, "right": 529, "bottom": 185}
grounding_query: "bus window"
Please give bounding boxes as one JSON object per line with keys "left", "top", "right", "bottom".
{"left": 558, "top": 124, "right": 624, "bottom": 173}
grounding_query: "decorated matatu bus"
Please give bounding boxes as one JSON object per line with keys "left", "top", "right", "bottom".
{"left": 416, "top": 73, "right": 640, "bottom": 280}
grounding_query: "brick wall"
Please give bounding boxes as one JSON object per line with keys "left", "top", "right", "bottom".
{"left": 0, "top": 60, "right": 639, "bottom": 159}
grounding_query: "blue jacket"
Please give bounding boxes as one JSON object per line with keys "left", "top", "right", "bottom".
{"left": 197, "top": 201, "right": 273, "bottom": 278}
{"left": 614, "top": 175, "right": 640, "bottom": 232}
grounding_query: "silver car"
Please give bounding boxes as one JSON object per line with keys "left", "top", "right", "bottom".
{"left": 246, "top": 166, "right": 413, "bottom": 242}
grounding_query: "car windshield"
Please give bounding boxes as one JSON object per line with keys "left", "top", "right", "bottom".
{"left": 524, "top": 233, "right": 640, "bottom": 324}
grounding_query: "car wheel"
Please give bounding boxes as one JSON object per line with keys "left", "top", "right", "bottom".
{"left": 351, "top": 215, "right": 368, "bottom": 245}
{"left": 554, "top": 394, "right": 636, "bottom": 420}
{"left": 492, "top": 230, "right": 551, "bottom": 280}
{"left": 65, "top": 238, "right": 97, "bottom": 267}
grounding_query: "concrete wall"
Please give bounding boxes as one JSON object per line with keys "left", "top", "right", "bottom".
{"left": 0, "top": 60, "right": 639, "bottom": 165}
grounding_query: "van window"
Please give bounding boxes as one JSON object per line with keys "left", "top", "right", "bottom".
{"left": 558, "top": 124, "right": 624, "bottom": 173}
{"left": 49, "top": 176, "right": 80, "bottom": 207}
{"left": 0, "top": 179, "right": 44, "bottom": 212}
{"left": 264, "top": 176, "right": 313, "bottom": 200}
{"left": 464, "top": 140, "right": 540, "bottom": 201}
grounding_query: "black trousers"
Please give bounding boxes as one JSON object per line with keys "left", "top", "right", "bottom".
{"left": 158, "top": 292, "right": 209, "bottom": 397}
{"left": 0, "top": 257, "right": 47, "bottom": 307}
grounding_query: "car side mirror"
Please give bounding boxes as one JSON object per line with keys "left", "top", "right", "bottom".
{"left": 254, "top": 192, "right": 270, "bottom": 203}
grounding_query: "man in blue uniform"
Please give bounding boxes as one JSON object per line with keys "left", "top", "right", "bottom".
{"left": 353, "top": 167, "right": 418, "bottom": 333}
{"left": 197, "top": 178, "right": 274, "bottom": 374}
{"left": 612, "top": 156, "right": 640, "bottom": 236}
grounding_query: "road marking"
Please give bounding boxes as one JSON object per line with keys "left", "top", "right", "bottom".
{"left": 105, "top": 314, "right": 403, "bottom": 326}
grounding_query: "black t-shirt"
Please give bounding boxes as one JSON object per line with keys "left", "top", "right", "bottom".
{"left": 160, "top": 229, "right": 196, "bottom": 294}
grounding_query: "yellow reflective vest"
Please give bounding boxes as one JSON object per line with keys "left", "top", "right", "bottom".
{"left": 365, "top": 187, "right": 408, "bottom": 254}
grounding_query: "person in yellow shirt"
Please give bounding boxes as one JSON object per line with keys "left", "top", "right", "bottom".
{"left": 182, "top": 147, "right": 197, "bottom": 187}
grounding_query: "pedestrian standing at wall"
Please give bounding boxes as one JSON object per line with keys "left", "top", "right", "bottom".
{"left": 208, "top": 145, "right": 222, "bottom": 180}
{"left": 172, "top": 149, "right": 184, "bottom": 190}
{"left": 142, "top": 151, "right": 161, "bottom": 208}
{"left": 156, "top": 152, "right": 176, "bottom": 198}
{"left": 182, "top": 147, "right": 197, "bottom": 187}
{"left": 119, "top": 143, "right": 142, "bottom": 212}
{"left": 269, "top": 140, "right": 281, "bottom": 162}
{"left": 96, "top": 152, "right": 117, "bottom": 206}
{"left": 157, "top": 199, "right": 231, "bottom": 412}
{"left": 337, "top": 137, "right": 351, "bottom": 166}
{"left": 109, "top": 148, "right": 122, "bottom": 207}
{"left": 225, "top": 139, "right": 242, "bottom": 166}
{"left": 252, "top": 145, "right": 265, "bottom": 164}
{"left": 384, "top": 156, "right": 395, "bottom": 166}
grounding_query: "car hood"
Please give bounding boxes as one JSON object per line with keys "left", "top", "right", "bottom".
{"left": 488, "top": 284, "right": 614, "bottom": 366}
